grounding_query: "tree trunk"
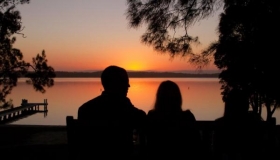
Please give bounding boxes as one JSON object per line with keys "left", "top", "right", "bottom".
{"left": 267, "top": 103, "right": 277, "bottom": 123}
{"left": 251, "top": 94, "right": 261, "bottom": 115}
{"left": 266, "top": 102, "right": 272, "bottom": 122}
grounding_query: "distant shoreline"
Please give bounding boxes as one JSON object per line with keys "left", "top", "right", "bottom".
{"left": 53, "top": 71, "right": 220, "bottom": 78}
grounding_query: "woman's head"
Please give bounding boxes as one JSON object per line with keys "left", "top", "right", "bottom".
{"left": 154, "top": 80, "right": 182, "bottom": 112}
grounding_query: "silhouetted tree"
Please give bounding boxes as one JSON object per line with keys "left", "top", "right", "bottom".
{"left": 126, "top": 0, "right": 223, "bottom": 60}
{"left": 201, "top": 0, "right": 280, "bottom": 121}
{"left": 0, "top": 0, "right": 55, "bottom": 108}
{"left": 126, "top": 0, "right": 280, "bottom": 120}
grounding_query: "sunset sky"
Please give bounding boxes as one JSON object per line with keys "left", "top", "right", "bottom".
{"left": 14, "top": 0, "right": 221, "bottom": 72}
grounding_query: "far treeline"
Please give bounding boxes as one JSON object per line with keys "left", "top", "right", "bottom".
{"left": 54, "top": 71, "right": 220, "bottom": 78}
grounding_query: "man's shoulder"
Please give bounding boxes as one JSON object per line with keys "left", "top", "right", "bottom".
{"left": 123, "top": 97, "right": 145, "bottom": 115}
{"left": 78, "top": 95, "right": 103, "bottom": 110}
{"left": 183, "top": 109, "right": 194, "bottom": 116}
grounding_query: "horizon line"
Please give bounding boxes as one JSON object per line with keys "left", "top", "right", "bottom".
{"left": 54, "top": 69, "right": 221, "bottom": 73}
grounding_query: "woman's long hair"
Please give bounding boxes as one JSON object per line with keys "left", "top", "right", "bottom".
{"left": 154, "top": 80, "right": 182, "bottom": 112}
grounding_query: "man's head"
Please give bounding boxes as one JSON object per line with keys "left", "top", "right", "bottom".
{"left": 101, "top": 65, "right": 130, "bottom": 96}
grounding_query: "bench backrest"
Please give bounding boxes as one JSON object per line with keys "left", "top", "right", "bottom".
{"left": 66, "top": 116, "right": 141, "bottom": 159}
{"left": 66, "top": 116, "right": 277, "bottom": 159}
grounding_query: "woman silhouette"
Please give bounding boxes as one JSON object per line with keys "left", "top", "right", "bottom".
{"left": 146, "top": 80, "right": 200, "bottom": 159}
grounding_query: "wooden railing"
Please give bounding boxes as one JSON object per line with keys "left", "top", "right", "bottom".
{"left": 0, "top": 99, "right": 48, "bottom": 124}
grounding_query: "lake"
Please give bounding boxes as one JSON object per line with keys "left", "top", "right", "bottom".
{"left": 6, "top": 78, "right": 280, "bottom": 125}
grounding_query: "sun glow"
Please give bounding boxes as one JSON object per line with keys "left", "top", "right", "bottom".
{"left": 125, "top": 62, "right": 147, "bottom": 71}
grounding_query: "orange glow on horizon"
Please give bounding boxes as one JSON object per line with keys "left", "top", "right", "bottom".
{"left": 124, "top": 61, "right": 148, "bottom": 71}
{"left": 37, "top": 46, "right": 218, "bottom": 72}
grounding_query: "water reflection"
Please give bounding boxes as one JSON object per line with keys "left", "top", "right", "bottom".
{"left": 7, "top": 78, "right": 279, "bottom": 125}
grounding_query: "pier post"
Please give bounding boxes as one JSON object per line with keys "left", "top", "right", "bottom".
{"left": 44, "top": 99, "right": 48, "bottom": 111}
{"left": 21, "top": 99, "right": 28, "bottom": 106}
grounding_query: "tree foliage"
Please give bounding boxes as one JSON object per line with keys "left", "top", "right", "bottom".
{"left": 212, "top": 0, "right": 280, "bottom": 120}
{"left": 126, "top": 0, "right": 280, "bottom": 120}
{"left": 126, "top": 0, "right": 223, "bottom": 58}
{"left": 0, "top": 0, "right": 55, "bottom": 108}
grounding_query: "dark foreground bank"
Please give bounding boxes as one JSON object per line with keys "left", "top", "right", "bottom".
{"left": 0, "top": 125, "right": 68, "bottom": 159}
{"left": 0, "top": 124, "right": 280, "bottom": 160}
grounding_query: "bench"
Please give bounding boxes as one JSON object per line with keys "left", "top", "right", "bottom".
{"left": 66, "top": 116, "right": 278, "bottom": 159}
{"left": 66, "top": 116, "right": 145, "bottom": 159}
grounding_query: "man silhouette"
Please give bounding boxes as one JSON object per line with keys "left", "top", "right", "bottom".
{"left": 77, "top": 65, "right": 146, "bottom": 159}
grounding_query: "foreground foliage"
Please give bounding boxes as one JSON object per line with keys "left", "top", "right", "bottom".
{"left": 0, "top": 0, "right": 55, "bottom": 108}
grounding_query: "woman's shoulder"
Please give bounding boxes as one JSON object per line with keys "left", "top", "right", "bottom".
{"left": 182, "top": 109, "right": 196, "bottom": 121}
{"left": 147, "top": 110, "right": 159, "bottom": 119}
{"left": 147, "top": 109, "right": 155, "bottom": 115}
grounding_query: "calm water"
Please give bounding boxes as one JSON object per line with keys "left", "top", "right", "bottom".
{"left": 6, "top": 78, "right": 280, "bottom": 125}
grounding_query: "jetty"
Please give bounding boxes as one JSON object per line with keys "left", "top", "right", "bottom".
{"left": 0, "top": 99, "right": 48, "bottom": 124}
